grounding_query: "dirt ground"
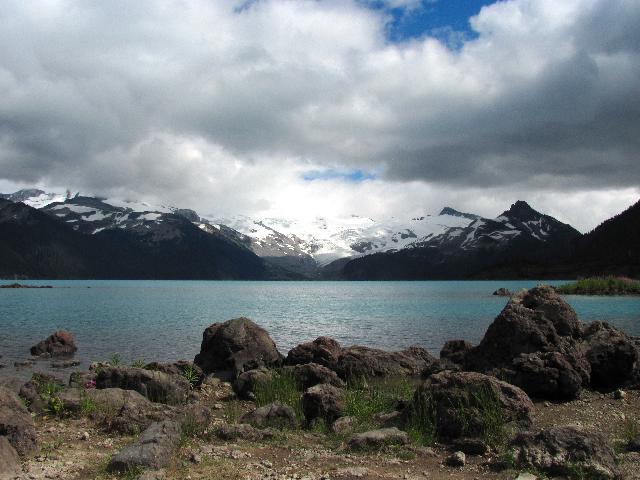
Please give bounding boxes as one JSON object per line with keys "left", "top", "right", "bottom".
{"left": 16, "top": 383, "right": 640, "bottom": 480}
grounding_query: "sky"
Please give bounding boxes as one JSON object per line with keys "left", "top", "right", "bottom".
{"left": 0, "top": 0, "right": 639, "bottom": 233}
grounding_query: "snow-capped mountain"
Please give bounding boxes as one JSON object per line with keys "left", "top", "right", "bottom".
{"left": 0, "top": 188, "right": 580, "bottom": 279}
{"left": 217, "top": 210, "right": 475, "bottom": 267}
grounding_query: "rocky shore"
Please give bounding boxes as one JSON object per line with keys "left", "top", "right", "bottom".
{"left": 1, "top": 286, "right": 640, "bottom": 479}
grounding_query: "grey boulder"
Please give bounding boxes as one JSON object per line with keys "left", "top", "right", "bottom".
{"left": 107, "top": 420, "right": 181, "bottom": 473}
{"left": 194, "top": 317, "right": 283, "bottom": 379}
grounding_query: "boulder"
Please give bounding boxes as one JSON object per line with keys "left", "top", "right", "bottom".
{"left": 510, "top": 426, "right": 620, "bottom": 479}
{"left": 336, "top": 345, "right": 436, "bottom": 380}
{"left": 96, "top": 367, "right": 190, "bottom": 405}
{"left": 0, "top": 436, "right": 21, "bottom": 478}
{"left": 194, "top": 317, "right": 283, "bottom": 379}
{"left": 144, "top": 361, "right": 204, "bottom": 387}
{"left": 0, "top": 386, "right": 37, "bottom": 456}
{"left": 450, "top": 438, "right": 488, "bottom": 456}
{"left": 507, "top": 351, "right": 584, "bottom": 400}
{"left": 302, "top": 384, "right": 344, "bottom": 425}
{"left": 283, "top": 363, "right": 345, "bottom": 389}
{"left": 347, "top": 427, "right": 409, "bottom": 450}
{"left": 107, "top": 420, "right": 182, "bottom": 473}
{"left": 240, "top": 402, "right": 297, "bottom": 429}
{"left": 58, "top": 387, "right": 175, "bottom": 435}
{"left": 286, "top": 336, "right": 342, "bottom": 369}
{"left": 440, "top": 340, "right": 474, "bottom": 365}
{"left": 286, "top": 337, "right": 435, "bottom": 381}
{"left": 411, "top": 371, "right": 533, "bottom": 442}
{"left": 465, "top": 286, "right": 591, "bottom": 400}
{"left": 232, "top": 367, "right": 273, "bottom": 400}
{"left": 583, "top": 321, "right": 639, "bottom": 389}
{"left": 30, "top": 330, "right": 77, "bottom": 357}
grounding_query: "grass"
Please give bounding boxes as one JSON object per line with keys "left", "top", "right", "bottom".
{"left": 31, "top": 373, "right": 66, "bottom": 416}
{"left": 109, "top": 353, "right": 122, "bottom": 367}
{"left": 130, "top": 359, "right": 146, "bottom": 369}
{"left": 406, "top": 383, "right": 506, "bottom": 447}
{"left": 556, "top": 276, "right": 640, "bottom": 295}
{"left": 181, "top": 364, "right": 200, "bottom": 388}
{"left": 343, "top": 376, "right": 414, "bottom": 427}
{"left": 253, "top": 369, "right": 304, "bottom": 421}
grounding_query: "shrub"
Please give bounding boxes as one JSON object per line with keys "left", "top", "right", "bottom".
{"left": 182, "top": 364, "right": 200, "bottom": 389}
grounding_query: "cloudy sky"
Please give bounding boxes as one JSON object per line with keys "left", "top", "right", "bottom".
{"left": 1, "top": 0, "right": 639, "bottom": 232}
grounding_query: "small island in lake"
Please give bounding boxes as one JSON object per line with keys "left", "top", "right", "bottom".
{"left": 557, "top": 276, "right": 640, "bottom": 295}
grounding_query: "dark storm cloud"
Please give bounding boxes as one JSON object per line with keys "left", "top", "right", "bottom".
{"left": 0, "top": 0, "right": 638, "bottom": 219}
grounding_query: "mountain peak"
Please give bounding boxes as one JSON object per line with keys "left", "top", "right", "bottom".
{"left": 502, "top": 200, "right": 541, "bottom": 220}
{"left": 439, "top": 207, "right": 480, "bottom": 220}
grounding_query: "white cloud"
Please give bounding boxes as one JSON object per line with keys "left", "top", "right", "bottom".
{"left": 0, "top": 0, "right": 638, "bottom": 232}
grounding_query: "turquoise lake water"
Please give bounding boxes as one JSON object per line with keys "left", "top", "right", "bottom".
{"left": 1, "top": 280, "right": 639, "bottom": 380}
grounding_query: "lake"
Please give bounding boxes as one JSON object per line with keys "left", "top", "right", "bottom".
{"left": 1, "top": 280, "right": 639, "bottom": 381}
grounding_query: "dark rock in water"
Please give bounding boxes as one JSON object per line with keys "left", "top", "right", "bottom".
{"left": 13, "top": 360, "right": 34, "bottom": 368}
{"left": 233, "top": 367, "right": 273, "bottom": 400}
{"left": 336, "top": 345, "right": 436, "bottom": 380}
{"left": 194, "top": 317, "right": 283, "bottom": 379}
{"left": 96, "top": 367, "right": 190, "bottom": 405}
{"left": 283, "top": 363, "right": 345, "bottom": 389}
{"left": 302, "top": 383, "right": 344, "bottom": 425}
{"left": 0, "top": 436, "right": 21, "bottom": 478}
{"left": 492, "top": 288, "right": 512, "bottom": 296}
{"left": 240, "top": 402, "right": 297, "bottom": 429}
{"left": 51, "top": 360, "right": 81, "bottom": 369}
{"left": 583, "top": 321, "right": 639, "bottom": 389}
{"left": 144, "top": 361, "right": 204, "bottom": 387}
{"left": 0, "top": 283, "right": 52, "bottom": 289}
{"left": 0, "top": 386, "right": 38, "bottom": 456}
{"left": 440, "top": 340, "right": 474, "bottom": 365}
{"left": 347, "top": 427, "right": 409, "bottom": 450}
{"left": 510, "top": 426, "right": 619, "bottom": 479}
{"left": 286, "top": 336, "right": 343, "bottom": 369}
{"left": 412, "top": 371, "right": 533, "bottom": 442}
{"left": 30, "top": 330, "right": 77, "bottom": 357}
{"left": 465, "top": 286, "right": 590, "bottom": 400}
{"left": 107, "top": 420, "right": 181, "bottom": 473}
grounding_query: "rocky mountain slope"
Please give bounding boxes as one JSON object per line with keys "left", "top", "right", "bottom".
{"left": 1, "top": 188, "right": 637, "bottom": 279}
{"left": 0, "top": 198, "right": 277, "bottom": 280}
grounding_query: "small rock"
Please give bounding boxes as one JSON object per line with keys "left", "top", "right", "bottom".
{"left": 331, "top": 416, "right": 356, "bottom": 435}
{"left": 613, "top": 389, "right": 626, "bottom": 400}
{"left": 336, "top": 467, "right": 369, "bottom": 477}
{"left": 515, "top": 473, "right": 538, "bottom": 480}
{"left": 79, "top": 431, "right": 90, "bottom": 441}
{"left": 445, "top": 451, "right": 465, "bottom": 467}
{"left": 347, "top": 427, "right": 409, "bottom": 451}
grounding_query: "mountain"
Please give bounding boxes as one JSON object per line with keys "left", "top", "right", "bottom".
{"left": 568, "top": 199, "right": 640, "bottom": 276}
{"left": 335, "top": 201, "right": 581, "bottom": 280}
{"left": 3, "top": 187, "right": 636, "bottom": 280}
{"left": 218, "top": 210, "right": 476, "bottom": 275}
{"left": 0, "top": 198, "right": 278, "bottom": 280}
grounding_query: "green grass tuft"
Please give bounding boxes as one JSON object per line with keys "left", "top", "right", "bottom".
{"left": 557, "top": 276, "right": 640, "bottom": 295}
{"left": 343, "top": 376, "right": 414, "bottom": 427}
{"left": 253, "top": 369, "right": 304, "bottom": 421}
